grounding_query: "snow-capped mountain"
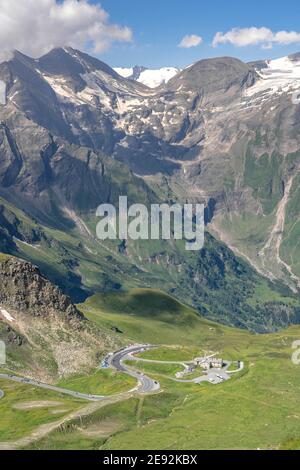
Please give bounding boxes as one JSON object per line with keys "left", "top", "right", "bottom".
{"left": 114, "top": 65, "right": 180, "bottom": 88}
{"left": 1, "top": 47, "right": 300, "bottom": 294}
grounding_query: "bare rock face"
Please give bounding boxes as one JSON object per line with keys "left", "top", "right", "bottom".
{"left": 166, "top": 57, "right": 257, "bottom": 94}
{"left": 0, "top": 257, "right": 83, "bottom": 321}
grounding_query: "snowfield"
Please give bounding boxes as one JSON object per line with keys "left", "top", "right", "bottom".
{"left": 137, "top": 67, "right": 180, "bottom": 88}
{"left": 114, "top": 67, "right": 133, "bottom": 78}
{"left": 114, "top": 66, "right": 180, "bottom": 88}
{"left": 247, "top": 55, "right": 300, "bottom": 97}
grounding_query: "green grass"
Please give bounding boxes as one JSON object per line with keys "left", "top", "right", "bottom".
{"left": 0, "top": 379, "right": 84, "bottom": 442}
{"left": 0, "top": 253, "right": 14, "bottom": 262}
{"left": 226, "top": 362, "right": 240, "bottom": 372}
{"left": 124, "top": 360, "right": 184, "bottom": 377}
{"left": 244, "top": 149, "right": 283, "bottom": 214}
{"left": 24, "top": 397, "right": 141, "bottom": 450}
{"left": 25, "top": 392, "right": 187, "bottom": 450}
{"left": 247, "top": 280, "right": 298, "bottom": 307}
{"left": 57, "top": 369, "right": 136, "bottom": 396}
{"left": 138, "top": 346, "right": 200, "bottom": 362}
{"left": 83, "top": 289, "right": 200, "bottom": 323}
{"left": 80, "top": 288, "right": 231, "bottom": 346}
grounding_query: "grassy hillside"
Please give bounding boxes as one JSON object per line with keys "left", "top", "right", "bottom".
{"left": 0, "top": 379, "right": 85, "bottom": 443}
{"left": 57, "top": 370, "right": 136, "bottom": 396}
{"left": 80, "top": 289, "right": 233, "bottom": 346}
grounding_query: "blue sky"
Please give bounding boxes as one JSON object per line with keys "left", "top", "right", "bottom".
{"left": 2, "top": 1, "right": 300, "bottom": 66}
{"left": 96, "top": 0, "right": 300, "bottom": 68}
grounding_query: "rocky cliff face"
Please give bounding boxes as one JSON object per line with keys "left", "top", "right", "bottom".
{"left": 0, "top": 256, "right": 120, "bottom": 381}
{"left": 0, "top": 257, "right": 83, "bottom": 321}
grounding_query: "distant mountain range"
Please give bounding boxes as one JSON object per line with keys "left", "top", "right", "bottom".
{"left": 1, "top": 47, "right": 300, "bottom": 332}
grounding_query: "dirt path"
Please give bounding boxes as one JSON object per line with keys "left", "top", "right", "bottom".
{"left": 0, "top": 391, "right": 137, "bottom": 450}
{"left": 13, "top": 401, "right": 63, "bottom": 410}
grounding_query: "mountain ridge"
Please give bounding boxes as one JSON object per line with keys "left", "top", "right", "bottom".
{"left": 1, "top": 47, "right": 300, "bottom": 330}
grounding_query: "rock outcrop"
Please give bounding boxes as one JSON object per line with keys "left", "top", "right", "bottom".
{"left": 0, "top": 257, "right": 83, "bottom": 321}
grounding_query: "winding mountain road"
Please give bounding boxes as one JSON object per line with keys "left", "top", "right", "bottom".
{"left": 0, "top": 373, "right": 105, "bottom": 401}
{"left": 108, "top": 344, "right": 160, "bottom": 393}
{"left": 0, "top": 344, "right": 160, "bottom": 402}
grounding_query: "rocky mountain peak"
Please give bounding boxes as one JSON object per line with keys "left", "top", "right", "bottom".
{"left": 0, "top": 257, "right": 83, "bottom": 321}
{"left": 38, "top": 47, "right": 120, "bottom": 80}
{"left": 167, "top": 56, "right": 258, "bottom": 94}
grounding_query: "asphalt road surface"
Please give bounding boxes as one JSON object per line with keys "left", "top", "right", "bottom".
{"left": 108, "top": 344, "right": 160, "bottom": 393}
{"left": 174, "top": 367, "right": 230, "bottom": 384}
{"left": 0, "top": 373, "right": 105, "bottom": 401}
{"left": 0, "top": 344, "right": 160, "bottom": 402}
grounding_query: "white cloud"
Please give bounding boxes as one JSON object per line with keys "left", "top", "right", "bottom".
{"left": 212, "top": 27, "right": 300, "bottom": 49}
{"left": 0, "top": 0, "right": 133, "bottom": 61}
{"left": 273, "top": 30, "right": 300, "bottom": 44}
{"left": 179, "top": 34, "right": 203, "bottom": 49}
